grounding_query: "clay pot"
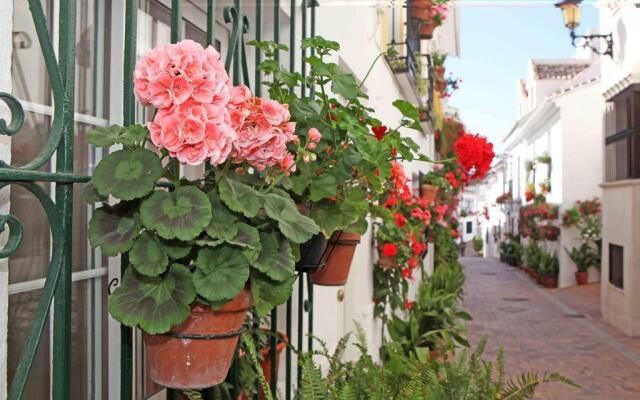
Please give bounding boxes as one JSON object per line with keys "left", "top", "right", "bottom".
{"left": 543, "top": 276, "right": 558, "bottom": 288}
{"left": 420, "top": 184, "right": 439, "bottom": 204}
{"left": 411, "top": 0, "right": 433, "bottom": 21}
{"left": 311, "top": 231, "right": 361, "bottom": 286}
{"left": 575, "top": 271, "right": 589, "bottom": 285}
{"left": 377, "top": 241, "right": 399, "bottom": 269}
{"left": 419, "top": 18, "right": 437, "bottom": 40}
{"left": 144, "top": 289, "right": 252, "bottom": 389}
{"left": 536, "top": 274, "right": 544, "bottom": 285}
{"left": 238, "top": 332, "right": 288, "bottom": 400}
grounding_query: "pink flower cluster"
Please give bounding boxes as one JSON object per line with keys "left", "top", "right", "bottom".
{"left": 228, "top": 85, "right": 297, "bottom": 172}
{"left": 135, "top": 39, "right": 231, "bottom": 108}
{"left": 136, "top": 40, "right": 297, "bottom": 170}
{"left": 136, "top": 40, "right": 236, "bottom": 165}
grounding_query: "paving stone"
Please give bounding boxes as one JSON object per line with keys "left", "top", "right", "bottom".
{"left": 462, "top": 257, "right": 640, "bottom": 400}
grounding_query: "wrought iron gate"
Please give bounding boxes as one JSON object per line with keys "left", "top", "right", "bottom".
{"left": 1, "top": 0, "right": 318, "bottom": 399}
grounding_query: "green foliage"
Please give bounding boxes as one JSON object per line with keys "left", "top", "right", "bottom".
{"left": 87, "top": 124, "right": 149, "bottom": 148}
{"left": 538, "top": 251, "right": 559, "bottom": 278}
{"left": 472, "top": 236, "right": 483, "bottom": 254}
{"left": 93, "top": 149, "right": 163, "bottom": 201}
{"left": 565, "top": 243, "right": 600, "bottom": 273}
{"left": 522, "top": 243, "right": 543, "bottom": 271}
{"left": 108, "top": 264, "right": 196, "bottom": 334}
{"left": 88, "top": 204, "right": 141, "bottom": 257}
{"left": 129, "top": 231, "right": 169, "bottom": 277}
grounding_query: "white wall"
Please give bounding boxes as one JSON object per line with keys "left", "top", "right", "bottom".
{"left": 556, "top": 82, "right": 603, "bottom": 287}
{"left": 314, "top": 2, "right": 440, "bottom": 359}
{"left": 0, "top": 0, "right": 12, "bottom": 396}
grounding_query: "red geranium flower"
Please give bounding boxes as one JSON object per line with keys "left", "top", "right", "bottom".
{"left": 382, "top": 243, "right": 397, "bottom": 257}
{"left": 393, "top": 213, "right": 407, "bottom": 228}
{"left": 454, "top": 133, "right": 495, "bottom": 180}
{"left": 411, "top": 241, "right": 426, "bottom": 256}
{"left": 407, "top": 257, "right": 418, "bottom": 268}
{"left": 384, "top": 196, "right": 398, "bottom": 209}
{"left": 404, "top": 299, "right": 416, "bottom": 310}
{"left": 402, "top": 267, "right": 414, "bottom": 280}
{"left": 372, "top": 125, "right": 388, "bottom": 140}
{"left": 451, "top": 228, "right": 459, "bottom": 238}
{"left": 446, "top": 171, "right": 460, "bottom": 188}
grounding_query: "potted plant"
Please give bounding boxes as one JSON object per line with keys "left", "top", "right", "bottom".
{"left": 543, "top": 225, "right": 560, "bottom": 241}
{"left": 411, "top": 0, "right": 450, "bottom": 40}
{"left": 539, "top": 252, "right": 559, "bottom": 288}
{"left": 565, "top": 243, "right": 598, "bottom": 285}
{"left": 472, "top": 235, "right": 483, "bottom": 256}
{"left": 253, "top": 38, "right": 427, "bottom": 282}
{"left": 431, "top": 51, "right": 447, "bottom": 93}
{"left": 85, "top": 40, "right": 321, "bottom": 389}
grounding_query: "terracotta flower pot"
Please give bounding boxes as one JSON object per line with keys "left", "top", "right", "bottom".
{"left": 543, "top": 276, "right": 558, "bottom": 288}
{"left": 310, "top": 231, "right": 361, "bottom": 286}
{"left": 536, "top": 274, "right": 544, "bottom": 285}
{"left": 411, "top": 0, "right": 433, "bottom": 21}
{"left": 420, "top": 184, "right": 439, "bottom": 204}
{"left": 143, "top": 289, "right": 252, "bottom": 389}
{"left": 419, "top": 18, "right": 437, "bottom": 40}
{"left": 575, "top": 271, "right": 589, "bottom": 285}
{"left": 238, "top": 332, "right": 288, "bottom": 400}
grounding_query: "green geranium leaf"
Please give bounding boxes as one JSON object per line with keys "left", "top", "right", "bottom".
{"left": 88, "top": 124, "right": 123, "bottom": 147}
{"left": 108, "top": 264, "right": 196, "bottom": 334}
{"left": 130, "top": 232, "right": 169, "bottom": 277}
{"left": 331, "top": 71, "right": 360, "bottom": 100}
{"left": 301, "top": 37, "right": 340, "bottom": 52}
{"left": 206, "top": 191, "right": 238, "bottom": 240}
{"left": 160, "top": 239, "right": 192, "bottom": 260}
{"left": 218, "top": 177, "right": 262, "bottom": 218}
{"left": 290, "top": 98, "right": 322, "bottom": 123}
{"left": 254, "top": 232, "right": 294, "bottom": 281}
{"left": 89, "top": 205, "right": 141, "bottom": 256}
{"left": 392, "top": 99, "right": 420, "bottom": 120}
{"left": 194, "top": 239, "right": 225, "bottom": 248}
{"left": 93, "top": 149, "right": 163, "bottom": 200}
{"left": 309, "top": 201, "right": 353, "bottom": 238}
{"left": 119, "top": 124, "right": 149, "bottom": 146}
{"left": 226, "top": 222, "right": 261, "bottom": 249}
{"left": 251, "top": 272, "right": 295, "bottom": 317}
{"left": 194, "top": 246, "right": 250, "bottom": 302}
{"left": 80, "top": 182, "right": 107, "bottom": 204}
{"left": 262, "top": 193, "right": 320, "bottom": 244}
{"left": 141, "top": 186, "right": 212, "bottom": 241}
{"left": 309, "top": 174, "right": 338, "bottom": 202}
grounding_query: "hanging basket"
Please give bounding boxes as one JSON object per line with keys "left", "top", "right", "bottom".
{"left": 419, "top": 18, "right": 438, "bottom": 40}
{"left": 420, "top": 184, "right": 439, "bottom": 204}
{"left": 310, "top": 231, "right": 361, "bottom": 286}
{"left": 143, "top": 289, "right": 252, "bottom": 389}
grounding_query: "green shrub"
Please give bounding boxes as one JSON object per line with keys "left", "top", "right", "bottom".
{"left": 472, "top": 236, "right": 483, "bottom": 254}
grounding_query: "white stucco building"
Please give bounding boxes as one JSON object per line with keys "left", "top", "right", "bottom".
{"left": 0, "top": 1, "right": 460, "bottom": 398}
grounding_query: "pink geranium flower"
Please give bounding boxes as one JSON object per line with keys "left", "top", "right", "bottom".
{"left": 134, "top": 40, "right": 231, "bottom": 109}
{"left": 228, "top": 85, "right": 297, "bottom": 172}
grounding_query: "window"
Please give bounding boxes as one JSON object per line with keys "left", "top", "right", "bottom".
{"left": 466, "top": 221, "right": 473, "bottom": 234}
{"left": 609, "top": 244, "right": 624, "bottom": 289}
{"left": 605, "top": 85, "right": 640, "bottom": 181}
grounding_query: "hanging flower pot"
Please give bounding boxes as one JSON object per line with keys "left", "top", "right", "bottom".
{"left": 238, "top": 331, "right": 288, "bottom": 400}
{"left": 575, "top": 271, "right": 589, "bottom": 285}
{"left": 420, "top": 184, "right": 439, "bottom": 204}
{"left": 419, "top": 18, "right": 438, "bottom": 39}
{"left": 411, "top": 0, "right": 433, "bottom": 21}
{"left": 295, "top": 233, "right": 329, "bottom": 272}
{"left": 543, "top": 225, "right": 560, "bottom": 241}
{"left": 310, "top": 231, "right": 361, "bottom": 286}
{"left": 144, "top": 289, "right": 252, "bottom": 389}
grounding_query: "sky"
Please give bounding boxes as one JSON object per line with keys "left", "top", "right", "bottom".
{"left": 446, "top": 1, "right": 599, "bottom": 153}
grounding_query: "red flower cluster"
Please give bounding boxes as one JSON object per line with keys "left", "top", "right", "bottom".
{"left": 382, "top": 243, "right": 397, "bottom": 257}
{"left": 372, "top": 125, "right": 388, "bottom": 141}
{"left": 454, "top": 133, "right": 495, "bottom": 180}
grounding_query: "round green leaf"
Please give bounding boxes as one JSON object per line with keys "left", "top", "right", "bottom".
{"left": 141, "top": 186, "right": 212, "bottom": 241}
{"left": 194, "top": 245, "right": 250, "bottom": 302}
{"left": 262, "top": 193, "right": 320, "bottom": 243}
{"left": 93, "top": 149, "right": 163, "bottom": 200}
{"left": 254, "top": 232, "right": 294, "bottom": 281}
{"left": 108, "top": 264, "right": 196, "bottom": 334}
{"left": 206, "top": 191, "right": 238, "bottom": 240}
{"left": 160, "top": 239, "right": 192, "bottom": 260}
{"left": 251, "top": 272, "right": 295, "bottom": 317}
{"left": 88, "top": 205, "right": 141, "bottom": 256}
{"left": 130, "top": 231, "right": 169, "bottom": 277}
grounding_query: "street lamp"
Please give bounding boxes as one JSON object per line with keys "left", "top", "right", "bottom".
{"left": 555, "top": 0, "right": 613, "bottom": 57}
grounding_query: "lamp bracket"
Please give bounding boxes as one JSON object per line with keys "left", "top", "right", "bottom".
{"left": 570, "top": 30, "right": 613, "bottom": 57}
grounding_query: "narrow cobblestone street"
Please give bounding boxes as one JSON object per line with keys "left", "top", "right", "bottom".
{"left": 462, "top": 257, "right": 640, "bottom": 399}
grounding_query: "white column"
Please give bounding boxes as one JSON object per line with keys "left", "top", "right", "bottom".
{"left": 0, "top": 0, "right": 13, "bottom": 397}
